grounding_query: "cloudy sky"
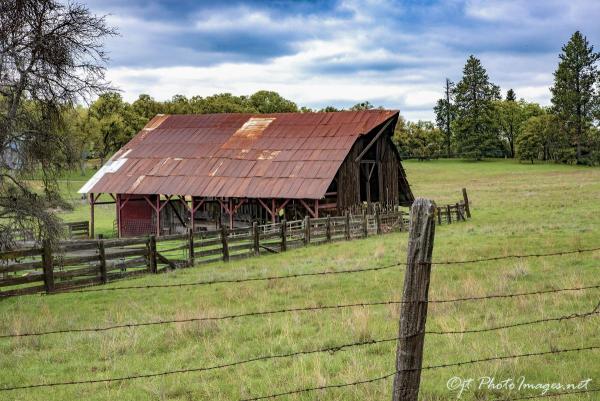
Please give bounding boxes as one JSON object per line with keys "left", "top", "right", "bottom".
{"left": 87, "top": 0, "right": 600, "bottom": 121}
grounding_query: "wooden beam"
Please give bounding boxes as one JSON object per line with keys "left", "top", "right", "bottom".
{"left": 354, "top": 118, "right": 393, "bottom": 162}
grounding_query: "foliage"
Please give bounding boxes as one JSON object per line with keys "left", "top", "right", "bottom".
{"left": 550, "top": 31, "right": 600, "bottom": 163}
{"left": 452, "top": 56, "right": 502, "bottom": 159}
{"left": 516, "top": 113, "right": 574, "bottom": 163}
{"left": 0, "top": 0, "right": 114, "bottom": 246}
{"left": 433, "top": 78, "right": 456, "bottom": 156}
{"left": 394, "top": 119, "right": 444, "bottom": 160}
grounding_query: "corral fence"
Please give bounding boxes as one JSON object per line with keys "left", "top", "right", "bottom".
{"left": 0, "top": 189, "right": 471, "bottom": 297}
{"left": 0, "top": 210, "right": 409, "bottom": 297}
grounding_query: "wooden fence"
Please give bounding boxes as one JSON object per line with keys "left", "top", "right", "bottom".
{"left": 0, "top": 210, "right": 409, "bottom": 296}
{"left": 435, "top": 187, "right": 471, "bottom": 225}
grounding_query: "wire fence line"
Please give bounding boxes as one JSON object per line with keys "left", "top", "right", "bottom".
{"left": 2, "top": 285, "right": 599, "bottom": 339}
{"left": 240, "top": 345, "right": 600, "bottom": 401}
{"left": 4, "top": 245, "right": 598, "bottom": 299}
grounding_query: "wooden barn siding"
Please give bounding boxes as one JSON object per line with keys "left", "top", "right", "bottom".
{"left": 336, "top": 121, "right": 411, "bottom": 210}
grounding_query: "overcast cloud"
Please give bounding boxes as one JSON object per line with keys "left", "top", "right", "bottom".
{"left": 87, "top": 0, "right": 600, "bottom": 121}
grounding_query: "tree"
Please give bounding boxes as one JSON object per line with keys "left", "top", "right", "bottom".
{"left": 248, "top": 91, "right": 297, "bottom": 113}
{"left": 453, "top": 56, "right": 502, "bottom": 159}
{"left": 350, "top": 101, "right": 374, "bottom": 111}
{"left": 0, "top": 0, "right": 114, "bottom": 246}
{"left": 550, "top": 31, "right": 600, "bottom": 163}
{"left": 394, "top": 120, "right": 444, "bottom": 160}
{"left": 506, "top": 89, "right": 517, "bottom": 102}
{"left": 131, "top": 94, "right": 161, "bottom": 120}
{"left": 495, "top": 90, "right": 534, "bottom": 158}
{"left": 89, "top": 93, "right": 138, "bottom": 164}
{"left": 433, "top": 78, "right": 456, "bottom": 157}
{"left": 517, "top": 113, "right": 572, "bottom": 163}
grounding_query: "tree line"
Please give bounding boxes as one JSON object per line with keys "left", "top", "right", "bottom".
{"left": 400, "top": 31, "right": 600, "bottom": 165}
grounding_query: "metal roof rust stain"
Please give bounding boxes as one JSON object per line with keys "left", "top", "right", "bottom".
{"left": 80, "top": 110, "right": 398, "bottom": 199}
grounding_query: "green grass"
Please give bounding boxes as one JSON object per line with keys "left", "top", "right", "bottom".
{"left": 1, "top": 159, "right": 599, "bottom": 401}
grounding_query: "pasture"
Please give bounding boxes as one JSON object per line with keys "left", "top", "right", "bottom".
{"left": 1, "top": 159, "right": 599, "bottom": 400}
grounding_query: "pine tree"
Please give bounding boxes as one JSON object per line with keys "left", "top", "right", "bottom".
{"left": 453, "top": 55, "right": 501, "bottom": 159}
{"left": 506, "top": 89, "right": 517, "bottom": 102}
{"left": 433, "top": 78, "right": 456, "bottom": 157}
{"left": 550, "top": 31, "right": 600, "bottom": 163}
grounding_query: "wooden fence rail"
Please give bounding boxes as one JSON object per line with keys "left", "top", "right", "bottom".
{"left": 0, "top": 189, "right": 471, "bottom": 297}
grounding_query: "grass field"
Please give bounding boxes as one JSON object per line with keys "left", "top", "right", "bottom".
{"left": 1, "top": 159, "right": 599, "bottom": 401}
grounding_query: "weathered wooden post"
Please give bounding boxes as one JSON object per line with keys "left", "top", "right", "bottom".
{"left": 187, "top": 228, "right": 194, "bottom": 267}
{"left": 325, "top": 216, "right": 332, "bottom": 242}
{"left": 375, "top": 209, "right": 381, "bottom": 235}
{"left": 392, "top": 198, "right": 436, "bottom": 401}
{"left": 281, "top": 220, "right": 287, "bottom": 252}
{"left": 437, "top": 207, "right": 442, "bottom": 225}
{"left": 345, "top": 212, "right": 350, "bottom": 240}
{"left": 446, "top": 204, "right": 452, "bottom": 224}
{"left": 98, "top": 234, "right": 107, "bottom": 284}
{"left": 455, "top": 202, "right": 461, "bottom": 221}
{"left": 304, "top": 215, "right": 311, "bottom": 245}
{"left": 41, "top": 239, "right": 55, "bottom": 293}
{"left": 148, "top": 235, "right": 157, "bottom": 273}
{"left": 221, "top": 225, "right": 229, "bottom": 262}
{"left": 462, "top": 188, "right": 471, "bottom": 218}
{"left": 362, "top": 211, "right": 368, "bottom": 238}
{"left": 253, "top": 221, "right": 260, "bottom": 256}
{"left": 399, "top": 211, "right": 406, "bottom": 232}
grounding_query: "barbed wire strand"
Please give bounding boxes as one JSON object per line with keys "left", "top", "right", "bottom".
{"left": 240, "top": 345, "right": 600, "bottom": 400}
{"left": 4, "top": 245, "right": 597, "bottom": 299}
{"left": 2, "top": 321, "right": 599, "bottom": 394}
{"left": 2, "top": 285, "right": 598, "bottom": 339}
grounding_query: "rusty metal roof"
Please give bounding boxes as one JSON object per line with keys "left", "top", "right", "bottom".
{"left": 79, "top": 110, "right": 399, "bottom": 199}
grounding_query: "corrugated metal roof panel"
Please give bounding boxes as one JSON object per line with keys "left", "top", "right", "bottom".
{"left": 80, "top": 110, "right": 398, "bottom": 199}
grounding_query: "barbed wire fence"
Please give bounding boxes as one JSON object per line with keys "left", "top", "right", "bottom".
{"left": 0, "top": 198, "right": 598, "bottom": 400}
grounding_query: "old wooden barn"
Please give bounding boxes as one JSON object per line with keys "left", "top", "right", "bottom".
{"left": 79, "top": 110, "right": 413, "bottom": 237}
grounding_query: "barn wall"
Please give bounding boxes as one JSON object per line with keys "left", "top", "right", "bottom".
{"left": 335, "top": 117, "right": 413, "bottom": 211}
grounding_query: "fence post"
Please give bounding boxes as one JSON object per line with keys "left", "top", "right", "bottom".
{"left": 345, "top": 212, "right": 350, "bottom": 240}
{"left": 281, "top": 220, "right": 287, "bottom": 252}
{"left": 462, "top": 188, "right": 471, "bottom": 218}
{"left": 375, "top": 209, "right": 381, "bottom": 235}
{"left": 148, "top": 235, "right": 157, "bottom": 273}
{"left": 325, "top": 216, "right": 332, "bottom": 242}
{"left": 391, "top": 198, "right": 436, "bottom": 401}
{"left": 221, "top": 225, "right": 229, "bottom": 262}
{"left": 437, "top": 207, "right": 442, "bottom": 225}
{"left": 253, "top": 221, "right": 260, "bottom": 256}
{"left": 187, "top": 228, "right": 194, "bottom": 267}
{"left": 304, "top": 215, "right": 311, "bottom": 245}
{"left": 362, "top": 211, "right": 368, "bottom": 238}
{"left": 454, "top": 202, "right": 461, "bottom": 221}
{"left": 41, "top": 239, "right": 54, "bottom": 293}
{"left": 98, "top": 234, "right": 107, "bottom": 284}
{"left": 446, "top": 204, "right": 452, "bottom": 224}
{"left": 399, "top": 211, "right": 406, "bottom": 232}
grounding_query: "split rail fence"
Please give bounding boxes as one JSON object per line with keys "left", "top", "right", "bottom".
{"left": 0, "top": 211, "right": 409, "bottom": 297}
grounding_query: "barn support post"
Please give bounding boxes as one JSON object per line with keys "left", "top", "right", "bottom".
{"left": 391, "top": 198, "right": 436, "bottom": 401}
{"left": 156, "top": 195, "right": 161, "bottom": 236}
{"left": 116, "top": 193, "right": 121, "bottom": 238}
{"left": 89, "top": 193, "right": 95, "bottom": 238}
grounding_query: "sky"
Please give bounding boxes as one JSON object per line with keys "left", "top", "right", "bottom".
{"left": 86, "top": 0, "right": 600, "bottom": 121}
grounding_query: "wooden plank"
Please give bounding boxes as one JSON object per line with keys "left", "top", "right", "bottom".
{"left": 0, "top": 260, "right": 44, "bottom": 273}
{"left": 0, "top": 273, "right": 44, "bottom": 287}
{"left": 0, "top": 247, "right": 43, "bottom": 260}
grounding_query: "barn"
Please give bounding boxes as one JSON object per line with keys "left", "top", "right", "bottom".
{"left": 79, "top": 110, "right": 413, "bottom": 237}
